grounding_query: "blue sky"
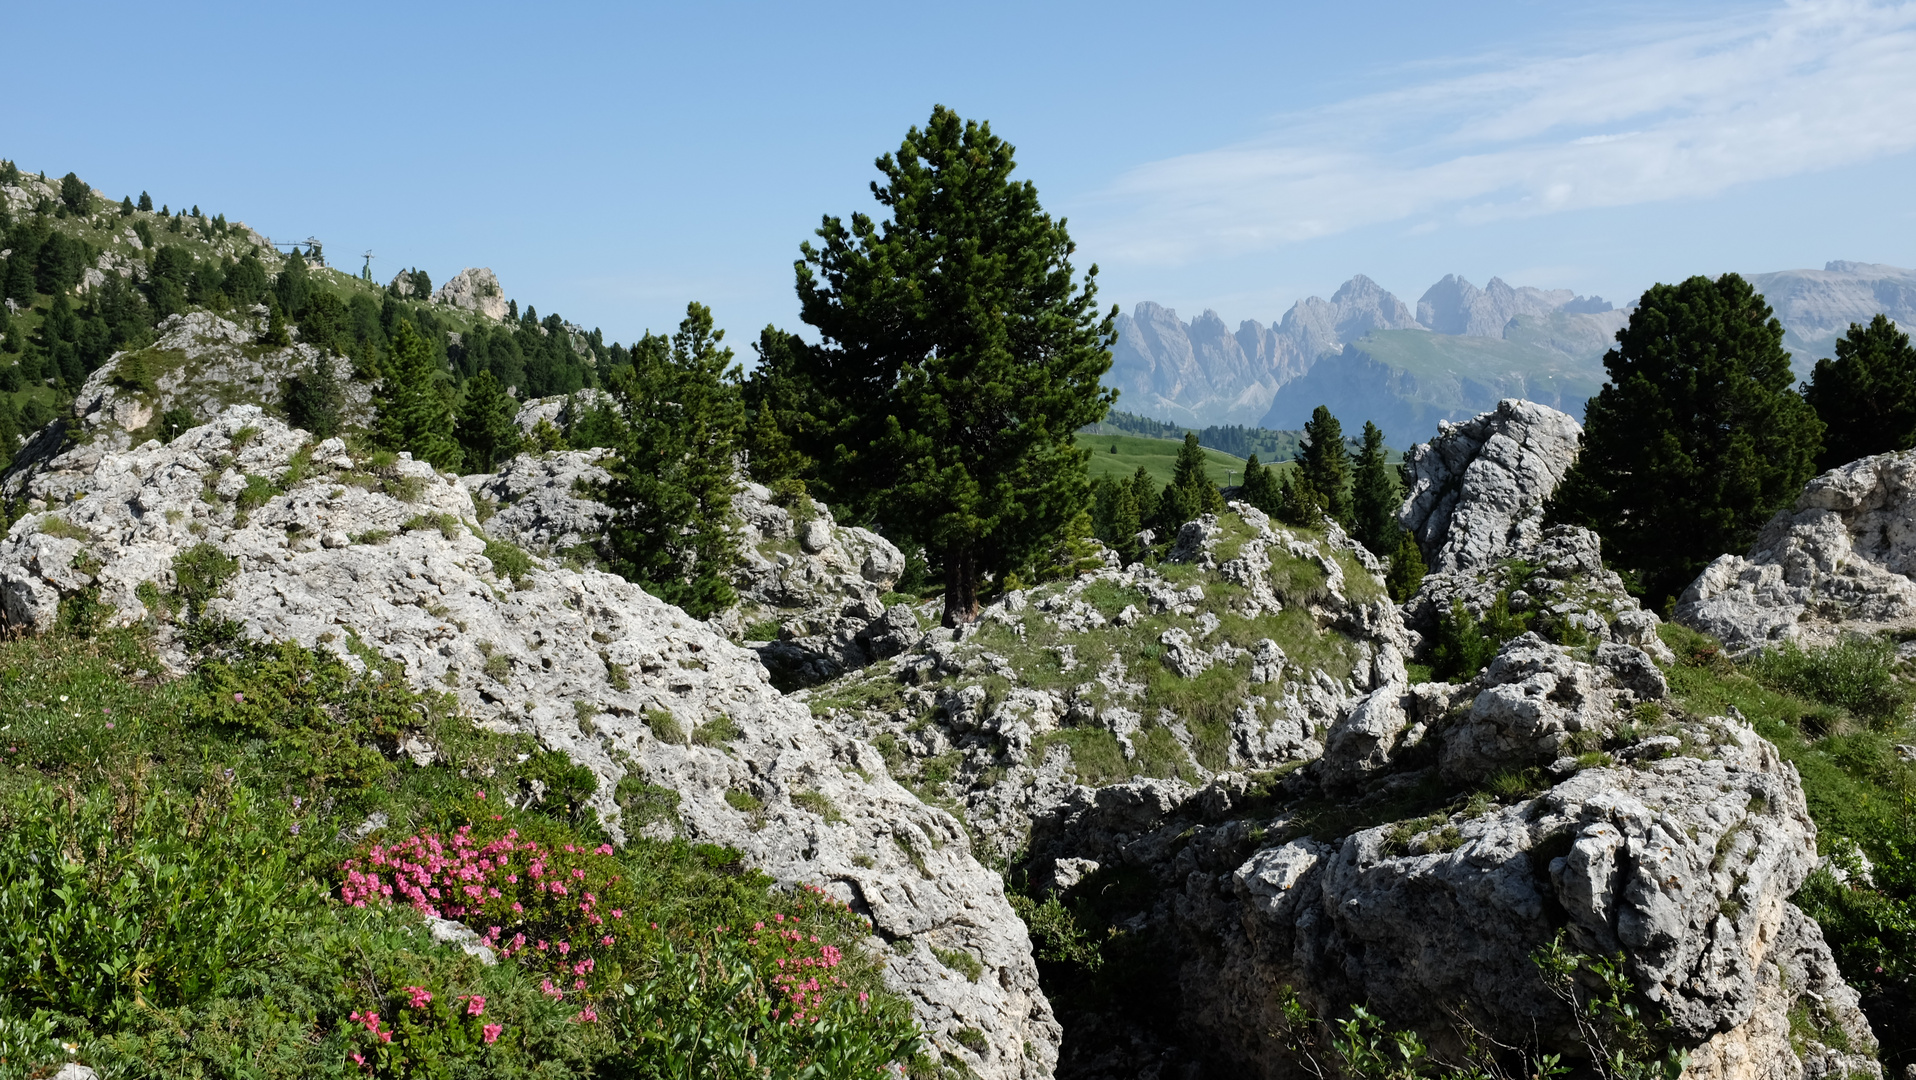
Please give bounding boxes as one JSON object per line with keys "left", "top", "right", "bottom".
{"left": 6, "top": 0, "right": 1912, "bottom": 352}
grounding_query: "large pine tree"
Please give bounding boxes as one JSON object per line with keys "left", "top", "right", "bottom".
{"left": 595, "top": 302, "right": 744, "bottom": 619}
{"left": 792, "top": 106, "right": 1116, "bottom": 625}
{"left": 1546, "top": 274, "right": 1822, "bottom": 604}
{"left": 1295, "top": 406, "right": 1352, "bottom": 527}
{"left": 1803, "top": 314, "right": 1916, "bottom": 472}
{"left": 1349, "top": 421, "right": 1397, "bottom": 555}
{"left": 455, "top": 370, "right": 523, "bottom": 472}
{"left": 375, "top": 320, "right": 463, "bottom": 472}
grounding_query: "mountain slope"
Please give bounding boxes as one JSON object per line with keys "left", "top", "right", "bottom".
{"left": 1117, "top": 263, "right": 1916, "bottom": 443}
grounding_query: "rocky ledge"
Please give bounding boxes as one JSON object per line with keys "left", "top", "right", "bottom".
{"left": 0, "top": 406, "right": 1056, "bottom": 1079}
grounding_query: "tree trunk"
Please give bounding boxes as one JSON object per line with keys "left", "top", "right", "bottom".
{"left": 942, "top": 543, "right": 979, "bottom": 628}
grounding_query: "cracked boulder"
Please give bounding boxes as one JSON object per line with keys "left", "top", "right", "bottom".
{"left": 1678, "top": 448, "right": 1916, "bottom": 654}
{"left": 0, "top": 406, "right": 1058, "bottom": 1080}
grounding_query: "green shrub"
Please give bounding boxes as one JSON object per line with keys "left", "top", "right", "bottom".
{"left": 793, "top": 790, "right": 843, "bottom": 823}
{"left": 484, "top": 537, "right": 535, "bottom": 583}
{"left": 0, "top": 782, "right": 319, "bottom": 1027}
{"left": 37, "top": 515, "right": 90, "bottom": 541}
{"left": 615, "top": 776, "right": 682, "bottom": 831}
{"left": 932, "top": 946, "right": 983, "bottom": 982}
{"left": 608, "top": 923, "right": 918, "bottom": 1078}
{"left": 191, "top": 639, "right": 432, "bottom": 791}
{"left": 645, "top": 709, "right": 686, "bottom": 745}
{"left": 404, "top": 512, "right": 464, "bottom": 540}
{"left": 172, "top": 541, "right": 237, "bottom": 615}
{"left": 517, "top": 749, "right": 600, "bottom": 823}
{"left": 235, "top": 473, "right": 279, "bottom": 522}
{"left": 692, "top": 714, "right": 741, "bottom": 747}
{"left": 1746, "top": 636, "right": 1910, "bottom": 728}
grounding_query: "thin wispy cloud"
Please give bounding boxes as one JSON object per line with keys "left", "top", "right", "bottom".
{"left": 1084, "top": 0, "right": 1916, "bottom": 264}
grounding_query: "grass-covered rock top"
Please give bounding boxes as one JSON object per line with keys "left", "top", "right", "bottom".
{"left": 803, "top": 503, "right": 1406, "bottom": 863}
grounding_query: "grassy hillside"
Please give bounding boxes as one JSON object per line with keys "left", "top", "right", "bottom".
{"left": 0, "top": 627, "right": 920, "bottom": 1078}
{"left": 1076, "top": 433, "right": 1254, "bottom": 487}
{"left": 1353, "top": 324, "right": 1607, "bottom": 399}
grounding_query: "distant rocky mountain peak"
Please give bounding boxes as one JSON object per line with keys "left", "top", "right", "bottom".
{"left": 1108, "top": 262, "right": 1916, "bottom": 445}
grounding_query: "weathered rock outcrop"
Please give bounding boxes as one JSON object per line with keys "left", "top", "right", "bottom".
{"left": 1678, "top": 450, "right": 1916, "bottom": 654}
{"left": 27, "top": 311, "right": 372, "bottom": 463}
{"left": 461, "top": 448, "right": 613, "bottom": 557}
{"left": 432, "top": 267, "right": 508, "bottom": 320}
{"left": 1397, "top": 401, "right": 1671, "bottom": 664}
{"left": 1399, "top": 398, "right": 1583, "bottom": 574}
{"left": 809, "top": 505, "right": 1409, "bottom": 865}
{"left": 0, "top": 407, "right": 1056, "bottom": 1079}
{"left": 511, "top": 390, "right": 612, "bottom": 437}
{"left": 1024, "top": 635, "right": 1878, "bottom": 1080}
{"left": 728, "top": 481, "right": 911, "bottom": 687}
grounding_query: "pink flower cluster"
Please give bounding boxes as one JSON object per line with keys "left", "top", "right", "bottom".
{"left": 338, "top": 823, "right": 631, "bottom": 996}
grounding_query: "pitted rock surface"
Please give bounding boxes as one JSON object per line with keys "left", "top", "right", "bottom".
{"left": 1399, "top": 399, "right": 1583, "bottom": 573}
{"left": 0, "top": 406, "right": 1057, "bottom": 1080}
{"left": 462, "top": 449, "right": 613, "bottom": 556}
{"left": 811, "top": 503, "right": 1409, "bottom": 867}
{"left": 1019, "top": 633, "right": 1877, "bottom": 1080}
{"left": 729, "top": 480, "right": 911, "bottom": 687}
{"left": 1678, "top": 449, "right": 1916, "bottom": 654}
{"left": 38, "top": 312, "right": 372, "bottom": 463}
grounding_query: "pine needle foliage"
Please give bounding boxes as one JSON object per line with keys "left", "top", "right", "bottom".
{"left": 792, "top": 106, "right": 1117, "bottom": 626}
{"left": 455, "top": 370, "right": 523, "bottom": 473}
{"left": 1545, "top": 274, "right": 1822, "bottom": 605}
{"left": 594, "top": 302, "right": 744, "bottom": 619}
{"left": 1350, "top": 421, "right": 1397, "bottom": 557}
{"left": 1295, "top": 405, "right": 1352, "bottom": 528}
{"left": 1804, "top": 314, "right": 1916, "bottom": 472}
{"left": 374, "top": 320, "right": 463, "bottom": 472}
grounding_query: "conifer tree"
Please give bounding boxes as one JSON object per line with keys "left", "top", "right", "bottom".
{"left": 1296, "top": 406, "right": 1352, "bottom": 526}
{"left": 454, "top": 370, "right": 522, "bottom": 472}
{"left": 375, "top": 320, "right": 463, "bottom": 472}
{"left": 1386, "top": 530, "right": 1427, "bottom": 602}
{"left": 1240, "top": 452, "right": 1281, "bottom": 516}
{"left": 1349, "top": 421, "right": 1398, "bottom": 555}
{"left": 58, "top": 173, "right": 91, "bottom": 216}
{"left": 1546, "top": 274, "right": 1822, "bottom": 604}
{"left": 1104, "top": 478, "right": 1143, "bottom": 564}
{"left": 1804, "top": 314, "right": 1916, "bottom": 471}
{"left": 594, "top": 302, "right": 744, "bottom": 619}
{"left": 740, "top": 327, "right": 820, "bottom": 484}
{"left": 261, "top": 297, "right": 291, "bottom": 347}
{"left": 119, "top": 196, "right": 133, "bottom": 216}
{"left": 275, "top": 250, "right": 311, "bottom": 320}
{"left": 1276, "top": 469, "right": 1328, "bottom": 526}
{"left": 792, "top": 106, "right": 1116, "bottom": 625}
{"left": 284, "top": 356, "right": 343, "bottom": 439}
{"left": 1154, "top": 432, "right": 1224, "bottom": 535}
{"left": 137, "top": 191, "right": 152, "bottom": 212}
{"left": 1128, "top": 466, "right": 1159, "bottom": 537}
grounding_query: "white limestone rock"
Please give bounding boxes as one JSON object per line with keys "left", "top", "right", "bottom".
{"left": 1399, "top": 399, "right": 1584, "bottom": 573}
{"left": 40, "top": 311, "right": 372, "bottom": 462}
{"left": 432, "top": 267, "right": 509, "bottom": 321}
{"left": 1021, "top": 631, "right": 1877, "bottom": 1080}
{"left": 1677, "top": 449, "right": 1916, "bottom": 654}
{"left": 0, "top": 406, "right": 1057, "bottom": 1080}
{"left": 462, "top": 449, "right": 613, "bottom": 557}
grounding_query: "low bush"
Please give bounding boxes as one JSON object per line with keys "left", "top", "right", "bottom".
{"left": 0, "top": 629, "right": 922, "bottom": 1079}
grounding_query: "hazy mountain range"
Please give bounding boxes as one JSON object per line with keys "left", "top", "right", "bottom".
{"left": 1109, "top": 262, "right": 1916, "bottom": 445}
